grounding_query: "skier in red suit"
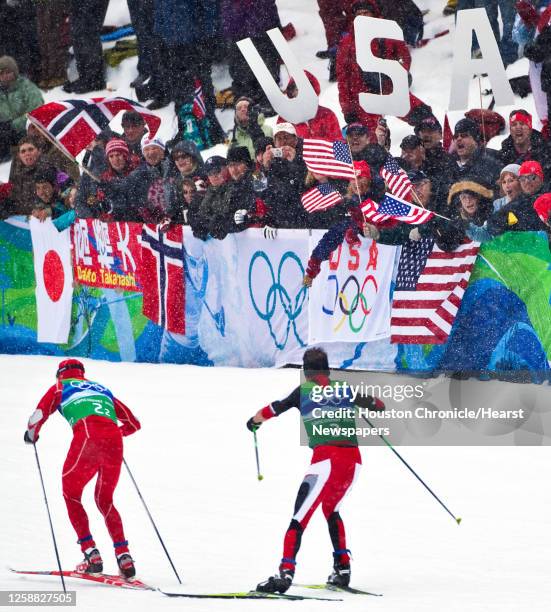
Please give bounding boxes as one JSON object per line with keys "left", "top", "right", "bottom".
{"left": 24, "top": 359, "right": 141, "bottom": 579}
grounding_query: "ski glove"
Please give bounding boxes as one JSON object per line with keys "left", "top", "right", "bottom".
{"left": 234, "top": 209, "right": 248, "bottom": 224}
{"left": 24, "top": 431, "right": 35, "bottom": 444}
{"left": 263, "top": 225, "right": 277, "bottom": 240}
{"left": 247, "top": 417, "right": 261, "bottom": 432}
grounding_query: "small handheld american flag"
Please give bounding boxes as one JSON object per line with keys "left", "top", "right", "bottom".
{"left": 301, "top": 183, "right": 343, "bottom": 213}
{"left": 302, "top": 138, "right": 356, "bottom": 179}
{"left": 380, "top": 155, "right": 413, "bottom": 201}
{"left": 361, "top": 193, "right": 434, "bottom": 225}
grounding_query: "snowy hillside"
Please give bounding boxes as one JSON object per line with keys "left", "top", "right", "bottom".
{"left": 2, "top": 354, "right": 551, "bottom": 611}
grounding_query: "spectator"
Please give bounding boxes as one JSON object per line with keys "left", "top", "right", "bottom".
{"left": 414, "top": 116, "right": 456, "bottom": 179}
{"left": 315, "top": 1, "right": 354, "bottom": 60}
{"left": 102, "top": 139, "right": 140, "bottom": 180}
{"left": 220, "top": 0, "right": 281, "bottom": 107}
{"left": 447, "top": 180, "right": 494, "bottom": 226}
{"left": 31, "top": 167, "right": 75, "bottom": 231}
{"left": 228, "top": 146, "right": 267, "bottom": 232}
{"left": 277, "top": 72, "right": 342, "bottom": 141}
{"left": 533, "top": 192, "right": 551, "bottom": 229}
{"left": 8, "top": 136, "right": 55, "bottom": 216}
{"left": 229, "top": 97, "right": 273, "bottom": 160}
{"left": 35, "top": 1, "right": 69, "bottom": 89}
{"left": 450, "top": 118, "right": 501, "bottom": 191}
{"left": 345, "top": 123, "right": 387, "bottom": 170}
{"left": 204, "top": 155, "right": 229, "bottom": 188}
{"left": 0, "top": 56, "right": 43, "bottom": 162}
{"left": 336, "top": 0, "right": 431, "bottom": 133}
{"left": 121, "top": 111, "right": 148, "bottom": 159}
{"left": 499, "top": 109, "right": 551, "bottom": 176}
{"left": 400, "top": 135, "right": 426, "bottom": 172}
{"left": 63, "top": 0, "right": 109, "bottom": 93}
{"left": 26, "top": 122, "right": 80, "bottom": 182}
{"left": 466, "top": 164, "right": 522, "bottom": 242}
{"left": 170, "top": 140, "right": 206, "bottom": 182}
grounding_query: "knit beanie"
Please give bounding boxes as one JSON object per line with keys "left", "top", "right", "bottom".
{"left": 105, "top": 138, "right": 130, "bottom": 158}
{"left": 0, "top": 56, "right": 19, "bottom": 78}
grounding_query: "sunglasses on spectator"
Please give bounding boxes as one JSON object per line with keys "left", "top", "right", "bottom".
{"left": 519, "top": 175, "right": 539, "bottom": 182}
{"left": 174, "top": 153, "right": 191, "bottom": 160}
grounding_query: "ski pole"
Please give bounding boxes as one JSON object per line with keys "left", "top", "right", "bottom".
{"left": 361, "top": 416, "right": 462, "bottom": 525}
{"left": 253, "top": 429, "right": 264, "bottom": 481}
{"left": 32, "top": 443, "right": 66, "bottom": 592}
{"left": 123, "top": 459, "right": 182, "bottom": 584}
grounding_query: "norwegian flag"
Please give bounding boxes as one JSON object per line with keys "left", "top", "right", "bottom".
{"left": 361, "top": 193, "right": 434, "bottom": 225}
{"left": 301, "top": 183, "right": 343, "bottom": 213}
{"left": 302, "top": 138, "right": 356, "bottom": 179}
{"left": 192, "top": 79, "right": 207, "bottom": 119}
{"left": 391, "top": 238, "right": 479, "bottom": 344}
{"left": 28, "top": 97, "right": 161, "bottom": 158}
{"left": 139, "top": 224, "right": 185, "bottom": 334}
{"left": 379, "top": 155, "right": 413, "bottom": 201}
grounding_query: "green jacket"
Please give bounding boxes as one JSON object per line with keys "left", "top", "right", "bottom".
{"left": 228, "top": 115, "right": 272, "bottom": 160}
{"left": 0, "top": 77, "right": 44, "bottom": 134}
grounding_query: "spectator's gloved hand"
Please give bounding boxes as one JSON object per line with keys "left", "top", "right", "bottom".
{"left": 302, "top": 274, "right": 313, "bottom": 288}
{"left": 24, "top": 431, "right": 34, "bottom": 444}
{"left": 158, "top": 217, "right": 171, "bottom": 233}
{"left": 247, "top": 417, "right": 261, "bottom": 432}
{"left": 234, "top": 209, "right": 248, "bottom": 225}
{"left": 409, "top": 227, "right": 422, "bottom": 241}
{"left": 516, "top": 1, "right": 539, "bottom": 28}
{"left": 263, "top": 225, "right": 277, "bottom": 240}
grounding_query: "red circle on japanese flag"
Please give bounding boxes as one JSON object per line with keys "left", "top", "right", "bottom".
{"left": 43, "top": 250, "right": 64, "bottom": 302}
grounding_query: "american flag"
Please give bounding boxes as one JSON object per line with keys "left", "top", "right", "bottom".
{"left": 302, "top": 138, "right": 356, "bottom": 179}
{"left": 379, "top": 155, "right": 413, "bottom": 200}
{"left": 361, "top": 193, "right": 434, "bottom": 225}
{"left": 28, "top": 97, "right": 161, "bottom": 158}
{"left": 391, "top": 238, "right": 480, "bottom": 344}
{"left": 192, "top": 78, "right": 207, "bottom": 119}
{"left": 301, "top": 183, "right": 343, "bottom": 212}
{"left": 140, "top": 224, "right": 185, "bottom": 334}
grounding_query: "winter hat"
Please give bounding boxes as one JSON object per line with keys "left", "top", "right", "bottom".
{"left": 533, "top": 193, "right": 551, "bottom": 224}
{"left": 519, "top": 160, "right": 544, "bottom": 180}
{"left": 141, "top": 134, "right": 165, "bottom": 153}
{"left": 254, "top": 136, "right": 274, "bottom": 156}
{"left": 408, "top": 170, "right": 429, "bottom": 184}
{"left": 509, "top": 109, "right": 532, "bottom": 129}
{"left": 56, "top": 359, "right": 85, "bottom": 380}
{"left": 34, "top": 166, "right": 59, "bottom": 187}
{"left": 453, "top": 118, "right": 481, "bottom": 142}
{"left": 0, "top": 55, "right": 19, "bottom": 78}
{"left": 352, "top": 0, "right": 381, "bottom": 17}
{"left": 346, "top": 122, "right": 369, "bottom": 135}
{"left": 204, "top": 155, "right": 227, "bottom": 174}
{"left": 105, "top": 138, "right": 130, "bottom": 158}
{"left": 171, "top": 139, "right": 200, "bottom": 160}
{"left": 353, "top": 160, "right": 371, "bottom": 180}
{"left": 414, "top": 116, "right": 442, "bottom": 134}
{"left": 227, "top": 146, "right": 253, "bottom": 167}
{"left": 500, "top": 163, "right": 521, "bottom": 177}
{"left": 400, "top": 135, "right": 423, "bottom": 150}
{"left": 121, "top": 110, "right": 145, "bottom": 126}
{"left": 447, "top": 180, "right": 493, "bottom": 205}
{"left": 273, "top": 122, "right": 297, "bottom": 137}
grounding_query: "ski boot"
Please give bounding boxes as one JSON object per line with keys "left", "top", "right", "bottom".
{"left": 256, "top": 568, "right": 294, "bottom": 594}
{"left": 117, "top": 553, "right": 136, "bottom": 580}
{"left": 327, "top": 561, "right": 351, "bottom": 588}
{"left": 76, "top": 548, "right": 103, "bottom": 575}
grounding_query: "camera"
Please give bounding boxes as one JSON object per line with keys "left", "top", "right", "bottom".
{"left": 272, "top": 147, "right": 283, "bottom": 158}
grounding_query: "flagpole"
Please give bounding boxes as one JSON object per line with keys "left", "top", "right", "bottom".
{"left": 26, "top": 114, "right": 101, "bottom": 183}
{"left": 477, "top": 77, "right": 487, "bottom": 143}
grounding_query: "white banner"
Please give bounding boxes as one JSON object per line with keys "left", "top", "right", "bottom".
{"left": 308, "top": 231, "right": 397, "bottom": 343}
{"left": 29, "top": 218, "right": 73, "bottom": 343}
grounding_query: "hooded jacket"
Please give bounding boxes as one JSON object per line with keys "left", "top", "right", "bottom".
{"left": 0, "top": 57, "right": 44, "bottom": 134}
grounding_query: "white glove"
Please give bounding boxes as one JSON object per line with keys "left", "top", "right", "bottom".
{"left": 263, "top": 225, "right": 277, "bottom": 240}
{"left": 409, "top": 227, "right": 422, "bottom": 241}
{"left": 234, "top": 209, "right": 248, "bottom": 224}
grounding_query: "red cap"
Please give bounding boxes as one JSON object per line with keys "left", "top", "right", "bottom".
{"left": 509, "top": 111, "right": 532, "bottom": 129}
{"left": 105, "top": 138, "right": 130, "bottom": 159}
{"left": 353, "top": 160, "right": 371, "bottom": 180}
{"left": 519, "top": 160, "right": 544, "bottom": 179}
{"left": 56, "top": 359, "right": 85, "bottom": 380}
{"left": 533, "top": 193, "right": 551, "bottom": 224}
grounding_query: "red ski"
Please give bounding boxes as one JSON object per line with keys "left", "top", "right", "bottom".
{"left": 9, "top": 568, "right": 153, "bottom": 591}
{"left": 417, "top": 29, "right": 450, "bottom": 48}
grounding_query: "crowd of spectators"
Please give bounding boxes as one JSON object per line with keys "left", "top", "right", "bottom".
{"left": 0, "top": 0, "right": 550, "bottom": 278}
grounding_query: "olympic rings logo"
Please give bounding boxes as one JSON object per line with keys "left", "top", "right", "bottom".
{"left": 69, "top": 381, "right": 107, "bottom": 392}
{"left": 248, "top": 250, "right": 307, "bottom": 350}
{"left": 322, "top": 273, "right": 379, "bottom": 333}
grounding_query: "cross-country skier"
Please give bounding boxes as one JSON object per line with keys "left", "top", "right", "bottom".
{"left": 24, "top": 359, "right": 141, "bottom": 579}
{"left": 247, "top": 347, "right": 384, "bottom": 594}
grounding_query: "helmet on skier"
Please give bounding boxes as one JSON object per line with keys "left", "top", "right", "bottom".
{"left": 303, "top": 347, "right": 329, "bottom": 379}
{"left": 56, "top": 359, "right": 85, "bottom": 380}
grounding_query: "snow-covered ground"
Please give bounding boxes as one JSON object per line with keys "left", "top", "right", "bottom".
{"left": 2, "top": 354, "right": 551, "bottom": 611}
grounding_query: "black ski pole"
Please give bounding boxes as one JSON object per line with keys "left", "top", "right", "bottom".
{"left": 362, "top": 416, "right": 462, "bottom": 525}
{"left": 123, "top": 458, "right": 182, "bottom": 583}
{"left": 32, "top": 443, "right": 66, "bottom": 592}
{"left": 253, "top": 429, "right": 264, "bottom": 481}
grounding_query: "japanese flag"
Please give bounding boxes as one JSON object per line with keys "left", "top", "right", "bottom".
{"left": 29, "top": 218, "right": 73, "bottom": 343}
